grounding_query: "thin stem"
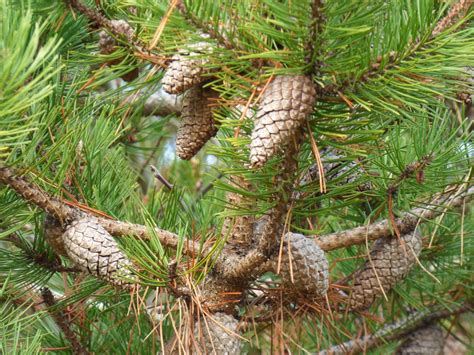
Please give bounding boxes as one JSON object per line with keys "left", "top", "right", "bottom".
{"left": 315, "top": 185, "right": 474, "bottom": 251}
{"left": 305, "top": 0, "right": 326, "bottom": 77}
{"left": 41, "top": 287, "right": 90, "bottom": 355}
{"left": 0, "top": 167, "right": 202, "bottom": 257}
{"left": 318, "top": 302, "right": 472, "bottom": 354}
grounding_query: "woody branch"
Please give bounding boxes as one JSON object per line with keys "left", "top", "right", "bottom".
{"left": 1, "top": 166, "right": 471, "bottom": 265}
{"left": 318, "top": 301, "right": 472, "bottom": 355}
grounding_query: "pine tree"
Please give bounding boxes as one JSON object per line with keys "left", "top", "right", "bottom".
{"left": 0, "top": 0, "right": 473, "bottom": 354}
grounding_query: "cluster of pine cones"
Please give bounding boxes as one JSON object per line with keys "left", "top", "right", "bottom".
{"left": 161, "top": 41, "right": 219, "bottom": 160}
{"left": 158, "top": 39, "right": 426, "bottom": 315}
{"left": 159, "top": 39, "right": 320, "bottom": 166}
{"left": 91, "top": 35, "right": 438, "bottom": 353}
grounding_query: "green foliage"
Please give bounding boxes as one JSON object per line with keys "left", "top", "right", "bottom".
{"left": 0, "top": 0, "right": 472, "bottom": 353}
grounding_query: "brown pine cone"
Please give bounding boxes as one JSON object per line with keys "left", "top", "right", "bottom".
{"left": 98, "top": 20, "right": 134, "bottom": 54}
{"left": 43, "top": 215, "right": 68, "bottom": 257}
{"left": 63, "top": 217, "right": 136, "bottom": 287}
{"left": 266, "top": 232, "right": 329, "bottom": 299}
{"left": 396, "top": 323, "right": 445, "bottom": 355}
{"left": 162, "top": 40, "right": 212, "bottom": 95}
{"left": 98, "top": 30, "right": 117, "bottom": 55}
{"left": 348, "top": 230, "right": 423, "bottom": 311}
{"left": 162, "top": 55, "right": 208, "bottom": 94}
{"left": 194, "top": 312, "right": 241, "bottom": 355}
{"left": 250, "top": 75, "right": 316, "bottom": 168}
{"left": 176, "top": 85, "right": 219, "bottom": 160}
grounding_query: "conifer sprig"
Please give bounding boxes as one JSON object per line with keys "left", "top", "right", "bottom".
{"left": 318, "top": 301, "right": 472, "bottom": 354}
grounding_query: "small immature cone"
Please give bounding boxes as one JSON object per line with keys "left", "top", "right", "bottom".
{"left": 176, "top": 85, "right": 219, "bottom": 160}
{"left": 99, "top": 20, "right": 135, "bottom": 54}
{"left": 267, "top": 232, "right": 329, "bottom": 299}
{"left": 63, "top": 217, "right": 135, "bottom": 287}
{"left": 194, "top": 312, "right": 241, "bottom": 355}
{"left": 396, "top": 323, "right": 445, "bottom": 355}
{"left": 348, "top": 230, "right": 423, "bottom": 311}
{"left": 250, "top": 75, "right": 316, "bottom": 168}
{"left": 43, "top": 215, "right": 68, "bottom": 257}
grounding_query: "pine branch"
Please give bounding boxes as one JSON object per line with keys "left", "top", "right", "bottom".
{"left": 0, "top": 167, "right": 77, "bottom": 223}
{"left": 318, "top": 302, "right": 472, "bottom": 355}
{"left": 386, "top": 154, "right": 434, "bottom": 195}
{"left": 220, "top": 133, "right": 302, "bottom": 280}
{"left": 432, "top": 0, "right": 473, "bottom": 36}
{"left": 2, "top": 235, "right": 80, "bottom": 273}
{"left": 386, "top": 154, "right": 434, "bottom": 237}
{"left": 0, "top": 167, "right": 201, "bottom": 257}
{"left": 332, "top": 0, "right": 473, "bottom": 96}
{"left": 67, "top": 0, "right": 133, "bottom": 41}
{"left": 41, "top": 287, "right": 90, "bottom": 355}
{"left": 66, "top": 0, "right": 168, "bottom": 67}
{"left": 176, "top": 0, "right": 235, "bottom": 52}
{"left": 175, "top": 0, "right": 273, "bottom": 68}
{"left": 67, "top": 0, "right": 109, "bottom": 28}
{"left": 315, "top": 184, "right": 473, "bottom": 251}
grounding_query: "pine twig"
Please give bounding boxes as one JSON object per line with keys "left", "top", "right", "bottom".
{"left": 41, "top": 287, "right": 90, "bottom": 355}
{"left": 432, "top": 0, "right": 473, "bottom": 36}
{"left": 66, "top": 0, "right": 169, "bottom": 66}
{"left": 67, "top": 0, "right": 109, "bottom": 28}
{"left": 175, "top": 0, "right": 237, "bottom": 53}
{"left": 150, "top": 165, "right": 174, "bottom": 190}
{"left": 305, "top": 0, "right": 326, "bottom": 77}
{"left": 0, "top": 167, "right": 201, "bottom": 257}
{"left": 386, "top": 154, "right": 434, "bottom": 237}
{"left": 195, "top": 172, "right": 223, "bottom": 202}
{"left": 331, "top": 0, "right": 473, "bottom": 97}
{"left": 1, "top": 234, "right": 80, "bottom": 273}
{"left": 67, "top": 0, "right": 136, "bottom": 43}
{"left": 318, "top": 302, "right": 472, "bottom": 354}
{"left": 315, "top": 184, "right": 474, "bottom": 252}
